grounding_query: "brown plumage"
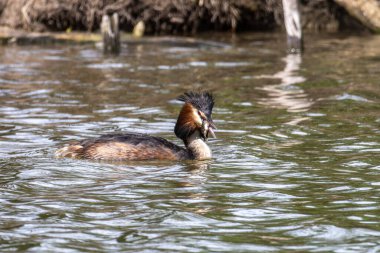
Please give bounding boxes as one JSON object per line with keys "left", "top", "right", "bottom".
{"left": 55, "top": 91, "right": 216, "bottom": 161}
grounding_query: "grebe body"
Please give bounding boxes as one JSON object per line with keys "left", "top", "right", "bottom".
{"left": 56, "top": 91, "right": 216, "bottom": 161}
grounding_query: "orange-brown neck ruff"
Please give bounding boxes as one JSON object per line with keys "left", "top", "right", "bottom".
{"left": 174, "top": 103, "right": 200, "bottom": 142}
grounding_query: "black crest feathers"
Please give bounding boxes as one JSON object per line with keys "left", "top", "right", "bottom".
{"left": 177, "top": 91, "right": 215, "bottom": 119}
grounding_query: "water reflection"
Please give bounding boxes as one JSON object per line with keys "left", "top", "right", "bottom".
{"left": 258, "top": 54, "right": 312, "bottom": 113}
{"left": 256, "top": 53, "right": 312, "bottom": 149}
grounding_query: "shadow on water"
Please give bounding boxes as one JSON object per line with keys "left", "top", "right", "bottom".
{"left": 0, "top": 33, "right": 380, "bottom": 252}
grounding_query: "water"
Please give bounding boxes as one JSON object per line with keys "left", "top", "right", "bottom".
{"left": 1, "top": 33, "right": 380, "bottom": 252}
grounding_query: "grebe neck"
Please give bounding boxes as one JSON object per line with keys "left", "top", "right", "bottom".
{"left": 185, "top": 131, "right": 212, "bottom": 160}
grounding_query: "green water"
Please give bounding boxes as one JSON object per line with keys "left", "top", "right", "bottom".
{"left": 0, "top": 33, "right": 380, "bottom": 252}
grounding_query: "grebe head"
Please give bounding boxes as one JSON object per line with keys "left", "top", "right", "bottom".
{"left": 174, "top": 91, "right": 216, "bottom": 142}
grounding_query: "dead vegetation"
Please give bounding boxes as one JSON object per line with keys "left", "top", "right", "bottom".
{"left": 0, "top": 0, "right": 366, "bottom": 34}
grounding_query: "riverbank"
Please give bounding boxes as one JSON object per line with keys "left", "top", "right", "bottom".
{"left": 0, "top": 0, "right": 370, "bottom": 35}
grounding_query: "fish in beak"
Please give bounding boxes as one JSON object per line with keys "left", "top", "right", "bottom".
{"left": 207, "top": 120, "right": 216, "bottom": 139}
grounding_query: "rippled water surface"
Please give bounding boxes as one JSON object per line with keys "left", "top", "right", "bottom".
{"left": 1, "top": 33, "right": 380, "bottom": 252}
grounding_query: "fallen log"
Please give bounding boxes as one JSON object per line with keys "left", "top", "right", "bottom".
{"left": 334, "top": 0, "right": 380, "bottom": 32}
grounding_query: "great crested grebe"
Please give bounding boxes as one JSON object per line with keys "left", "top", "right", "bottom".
{"left": 55, "top": 91, "right": 216, "bottom": 161}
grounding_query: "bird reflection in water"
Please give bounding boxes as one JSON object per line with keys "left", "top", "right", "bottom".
{"left": 172, "top": 160, "right": 212, "bottom": 215}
